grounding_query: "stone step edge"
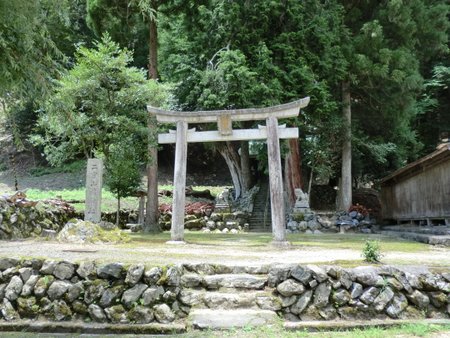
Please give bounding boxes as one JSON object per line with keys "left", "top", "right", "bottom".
{"left": 284, "top": 318, "right": 450, "bottom": 332}
{"left": 180, "top": 289, "right": 277, "bottom": 310}
{"left": 183, "top": 265, "right": 272, "bottom": 275}
{"left": 183, "top": 287, "right": 274, "bottom": 293}
{"left": 0, "top": 320, "right": 186, "bottom": 335}
{"left": 181, "top": 288, "right": 274, "bottom": 302}
{"left": 189, "top": 309, "right": 278, "bottom": 329}
{"left": 379, "top": 230, "right": 450, "bottom": 246}
{"left": 382, "top": 226, "right": 450, "bottom": 236}
{"left": 200, "top": 273, "right": 268, "bottom": 289}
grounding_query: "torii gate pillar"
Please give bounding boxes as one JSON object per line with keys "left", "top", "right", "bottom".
{"left": 169, "top": 121, "right": 188, "bottom": 243}
{"left": 266, "top": 116, "right": 287, "bottom": 245}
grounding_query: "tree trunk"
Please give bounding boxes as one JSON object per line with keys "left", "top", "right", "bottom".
{"left": 240, "top": 140, "right": 251, "bottom": 193}
{"left": 308, "top": 165, "right": 314, "bottom": 198}
{"left": 145, "top": 1, "right": 160, "bottom": 232}
{"left": 144, "top": 116, "right": 160, "bottom": 232}
{"left": 116, "top": 196, "right": 121, "bottom": 228}
{"left": 340, "top": 80, "right": 352, "bottom": 211}
{"left": 148, "top": 2, "right": 158, "bottom": 80}
{"left": 284, "top": 139, "right": 303, "bottom": 206}
{"left": 218, "top": 142, "right": 243, "bottom": 199}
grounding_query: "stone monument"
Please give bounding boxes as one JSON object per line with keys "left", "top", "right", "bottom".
{"left": 85, "top": 158, "right": 103, "bottom": 223}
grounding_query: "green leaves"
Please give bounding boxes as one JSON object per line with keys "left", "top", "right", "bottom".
{"left": 0, "top": 0, "right": 64, "bottom": 98}
{"left": 105, "top": 137, "right": 142, "bottom": 201}
{"left": 33, "top": 35, "right": 169, "bottom": 166}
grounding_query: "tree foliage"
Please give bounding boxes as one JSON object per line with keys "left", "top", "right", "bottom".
{"left": 159, "top": 0, "right": 348, "bottom": 181}
{"left": 341, "top": 0, "right": 450, "bottom": 179}
{"left": 416, "top": 64, "right": 450, "bottom": 152}
{"left": 86, "top": 0, "right": 150, "bottom": 69}
{"left": 105, "top": 137, "right": 142, "bottom": 226}
{"left": 0, "top": 0, "right": 64, "bottom": 97}
{"left": 32, "top": 35, "right": 169, "bottom": 165}
{"left": 0, "top": 0, "right": 97, "bottom": 152}
{"left": 1, "top": 0, "right": 449, "bottom": 192}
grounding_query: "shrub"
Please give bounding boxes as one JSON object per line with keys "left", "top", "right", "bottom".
{"left": 362, "top": 240, "right": 383, "bottom": 263}
{"left": 349, "top": 203, "right": 371, "bottom": 216}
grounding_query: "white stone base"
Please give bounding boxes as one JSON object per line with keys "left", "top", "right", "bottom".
{"left": 189, "top": 309, "right": 278, "bottom": 329}
{"left": 166, "top": 240, "right": 187, "bottom": 245}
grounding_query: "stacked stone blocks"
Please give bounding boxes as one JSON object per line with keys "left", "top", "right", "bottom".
{"left": 0, "top": 259, "right": 448, "bottom": 324}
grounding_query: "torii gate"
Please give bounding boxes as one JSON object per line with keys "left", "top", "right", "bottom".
{"left": 148, "top": 97, "right": 310, "bottom": 245}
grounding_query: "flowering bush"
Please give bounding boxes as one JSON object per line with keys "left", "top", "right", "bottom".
{"left": 349, "top": 203, "right": 370, "bottom": 216}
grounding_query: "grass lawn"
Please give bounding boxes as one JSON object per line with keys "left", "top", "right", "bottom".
{"left": 115, "top": 231, "right": 446, "bottom": 268}
{"left": 183, "top": 322, "right": 450, "bottom": 338}
{"left": 21, "top": 185, "right": 226, "bottom": 212}
{"left": 127, "top": 231, "right": 431, "bottom": 253}
{"left": 1, "top": 322, "right": 449, "bottom": 337}
{"left": 0, "top": 159, "right": 227, "bottom": 212}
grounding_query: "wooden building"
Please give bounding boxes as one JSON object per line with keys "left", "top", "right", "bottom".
{"left": 380, "top": 143, "right": 450, "bottom": 225}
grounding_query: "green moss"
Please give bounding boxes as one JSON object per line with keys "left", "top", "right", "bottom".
{"left": 62, "top": 220, "right": 130, "bottom": 244}
{"left": 91, "top": 279, "right": 109, "bottom": 287}
{"left": 72, "top": 301, "right": 88, "bottom": 315}
{"left": 17, "top": 296, "right": 39, "bottom": 316}
{"left": 90, "top": 226, "right": 130, "bottom": 243}
{"left": 220, "top": 212, "right": 233, "bottom": 220}
{"left": 291, "top": 212, "right": 305, "bottom": 222}
{"left": 106, "top": 305, "right": 126, "bottom": 323}
{"left": 34, "top": 275, "right": 55, "bottom": 290}
{"left": 157, "top": 265, "right": 169, "bottom": 285}
{"left": 56, "top": 302, "right": 72, "bottom": 317}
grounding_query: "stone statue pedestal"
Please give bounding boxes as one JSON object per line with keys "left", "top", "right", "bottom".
{"left": 292, "top": 188, "right": 310, "bottom": 213}
{"left": 215, "top": 188, "right": 232, "bottom": 213}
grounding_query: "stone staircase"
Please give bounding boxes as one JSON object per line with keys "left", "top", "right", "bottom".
{"left": 181, "top": 265, "right": 278, "bottom": 329}
{"left": 248, "top": 181, "right": 271, "bottom": 232}
{"left": 379, "top": 225, "right": 450, "bottom": 246}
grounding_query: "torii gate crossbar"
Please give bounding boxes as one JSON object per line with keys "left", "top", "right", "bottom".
{"left": 148, "top": 97, "right": 310, "bottom": 245}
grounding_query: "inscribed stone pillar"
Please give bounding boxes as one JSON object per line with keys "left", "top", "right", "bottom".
{"left": 266, "top": 116, "right": 287, "bottom": 244}
{"left": 138, "top": 196, "right": 145, "bottom": 225}
{"left": 85, "top": 158, "right": 103, "bottom": 223}
{"left": 170, "top": 121, "right": 188, "bottom": 242}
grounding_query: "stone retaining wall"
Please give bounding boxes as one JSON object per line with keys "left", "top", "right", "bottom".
{"left": 269, "top": 265, "right": 449, "bottom": 321}
{"left": 0, "top": 259, "right": 448, "bottom": 325}
{"left": 0, "top": 199, "right": 74, "bottom": 240}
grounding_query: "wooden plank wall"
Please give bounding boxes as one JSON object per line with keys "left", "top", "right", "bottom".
{"left": 381, "top": 160, "right": 450, "bottom": 220}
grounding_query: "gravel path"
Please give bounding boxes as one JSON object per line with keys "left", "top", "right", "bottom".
{"left": 1, "top": 238, "right": 449, "bottom": 269}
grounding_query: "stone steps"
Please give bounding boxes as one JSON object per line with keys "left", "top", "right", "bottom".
{"left": 179, "top": 289, "right": 275, "bottom": 309}
{"left": 249, "top": 181, "right": 271, "bottom": 231}
{"left": 248, "top": 227, "right": 272, "bottom": 233}
{"left": 379, "top": 230, "right": 450, "bottom": 247}
{"left": 182, "top": 263, "right": 270, "bottom": 276}
{"left": 180, "top": 267, "right": 279, "bottom": 330}
{"left": 382, "top": 225, "right": 450, "bottom": 236}
{"left": 189, "top": 309, "right": 278, "bottom": 329}
{"left": 248, "top": 217, "right": 271, "bottom": 224}
{"left": 202, "top": 273, "right": 267, "bottom": 289}
{"left": 181, "top": 268, "right": 279, "bottom": 329}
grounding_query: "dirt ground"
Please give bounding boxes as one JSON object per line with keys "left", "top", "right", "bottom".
{"left": 0, "top": 236, "right": 448, "bottom": 270}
